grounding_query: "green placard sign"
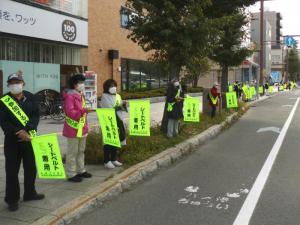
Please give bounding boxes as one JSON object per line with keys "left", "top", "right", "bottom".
{"left": 31, "top": 134, "right": 66, "bottom": 179}
{"left": 129, "top": 100, "right": 151, "bottom": 136}
{"left": 259, "top": 86, "right": 264, "bottom": 94}
{"left": 96, "top": 108, "right": 121, "bottom": 148}
{"left": 250, "top": 87, "right": 256, "bottom": 97}
{"left": 242, "top": 86, "right": 250, "bottom": 100}
{"left": 184, "top": 97, "right": 200, "bottom": 122}
{"left": 268, "top": 86, "right": 274, "bottom": 93}
{"left": 226, "top": 92, "right": 238, "bottom": 108}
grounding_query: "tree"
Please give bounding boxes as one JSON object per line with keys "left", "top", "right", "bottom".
{"left": 287, "top": 48, "right": 300, "bottom": 81}
{"left": 204, "top": 0, "right": 257, "bottom": 95}
{"left": 126, "top": 0, "right": 218, "bottom": 79}
{"left": 183, "top": 57, "right": 210, "bottom": 87}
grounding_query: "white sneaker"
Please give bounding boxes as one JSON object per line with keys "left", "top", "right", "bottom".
{"left": 112, "top": 161, "right": 123, "bottom": 167}
{"left": 104, "top": 161, "right": 115, "bottom": 169}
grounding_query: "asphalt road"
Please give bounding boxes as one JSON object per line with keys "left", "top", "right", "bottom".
{"left": 70, "top": 90, "right": 300, "bottom": 225}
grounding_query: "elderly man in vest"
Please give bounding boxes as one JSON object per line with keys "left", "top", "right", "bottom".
{"left": 0, "top": 72, "right": 44, "bottom": 212}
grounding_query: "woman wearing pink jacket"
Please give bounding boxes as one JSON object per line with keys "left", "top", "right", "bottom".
{"left": 63, "top": 74, "right": 92, "bottom": 182}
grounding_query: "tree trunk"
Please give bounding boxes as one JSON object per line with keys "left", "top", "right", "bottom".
{"left": 221, "top": 65, "right": 229, "bottom": 108}
{"left": 192, "top": 75, "right": 199, "bottom": 87}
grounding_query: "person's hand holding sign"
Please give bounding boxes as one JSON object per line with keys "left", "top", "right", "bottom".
{"left": 16, "top": 130, "right": 32, "bottom": 142}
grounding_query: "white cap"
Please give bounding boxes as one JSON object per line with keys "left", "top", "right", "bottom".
{"left": 214, "top": 82, "right": 219, "bottom": 87}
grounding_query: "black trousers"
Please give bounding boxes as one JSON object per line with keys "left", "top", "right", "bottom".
{"left": 103, "top": 145, "right": 117, "bottom": 164}
{"left": 4, "top": 137, "right": 37, "bottom": 204}
{"left": 211, "top": 105, "right": 217, "bottom": 118}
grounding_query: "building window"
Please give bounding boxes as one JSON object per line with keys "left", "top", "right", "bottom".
{"left": 19, "top": 0, "right": 88, "bottom": 19}
{"left": 121, "top": 59, "right": 169, "bottom": 91}
{"left": 120, "top": 7, "right": 130, "bottom": 28}
{"left": 0, "top": 36, "right": 84, "bottom": 65}
{"left": 120, "top": 6, "right": 138, "bottom": 29}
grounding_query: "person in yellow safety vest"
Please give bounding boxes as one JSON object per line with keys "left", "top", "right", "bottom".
{"left": 63, "top": 74, "right": 92, "bottom": 182}
{"left": 0, "top": 72, "right": 45, "bottom": 212}
{"left": 161, "top": 80, "right": 184, "bottom": 138}
{"left": 100, "top": 79, "right": 126, "bottom": 169}
{"left": 208, "top": 82, "right": 220, "bottom": 118}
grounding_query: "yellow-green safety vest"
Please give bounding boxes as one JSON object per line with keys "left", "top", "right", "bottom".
{"left": 65, "top": 95, "right": 86, "bottom": 138}
{"left": 167, "top": 89, "right": 181, "bottom": 112}
{"left": 0, "top": 95, "right": 37, "bottom": 138}
{"left": 114, "top": 94, "right": 122, "bottom": 108}
{"left": 209, "top": 91, "right": 218, "bottom": 105}
{"left": 242, "top": 86, "right": 250, "bottom": 99}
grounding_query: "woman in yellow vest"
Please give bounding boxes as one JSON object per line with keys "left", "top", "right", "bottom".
{"left": 100, "top": 79, "right": 126, "bottom": 169}
{"left": 63, "top": 74, "right": 92, "bottom": 182}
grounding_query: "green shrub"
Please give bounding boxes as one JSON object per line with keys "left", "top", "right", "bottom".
{"left": 85, "top": 105, "right": 245, "bottom": 166}
{"left": 97, "top": 87, "right": 204, "bottom": 101}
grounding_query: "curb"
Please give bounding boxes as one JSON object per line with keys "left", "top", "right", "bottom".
{"left": 30, "top": 95, "right": 273, "bottom": 225}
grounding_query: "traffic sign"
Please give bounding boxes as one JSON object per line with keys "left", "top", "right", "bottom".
{"left": 284, "top": 36, "right": 297, "bottom": 47}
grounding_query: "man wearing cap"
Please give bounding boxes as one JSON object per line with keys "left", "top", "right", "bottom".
{"left": 0, "top": 72, "right": 44, "bottom": 212}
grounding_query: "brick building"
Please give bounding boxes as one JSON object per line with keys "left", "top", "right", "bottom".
{"left": 88, "top": 0, "right": 168, "bottom": 94}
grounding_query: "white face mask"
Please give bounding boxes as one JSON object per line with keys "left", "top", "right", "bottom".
{"left": 77, "top": 83, "right": 85, "bottom": 92}
{"left": 109, "top": 87, "right": 117, "bottom": 94}
{"left": 9, "top": 84, "right": 23, "bottom": 94}
{"left": 174, "top": 82, "right": 180, "bottom": 87}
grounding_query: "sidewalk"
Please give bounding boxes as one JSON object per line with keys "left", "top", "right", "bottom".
{"left": 0, "top": 97, "right": 203, "bottom": 225}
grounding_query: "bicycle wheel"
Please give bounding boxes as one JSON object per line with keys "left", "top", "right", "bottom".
{"left": 50, "top": 103, "right": 65, "bottom": 121}
{"left": 39, "top": 102, "right": 50, "bottom": 118}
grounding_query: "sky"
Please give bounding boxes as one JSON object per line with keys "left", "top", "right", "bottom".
{"left": 249, "top": 0, "right": 300, "bottom": 36}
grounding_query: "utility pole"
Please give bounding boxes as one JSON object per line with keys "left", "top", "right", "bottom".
{"left": 259, "top": 0, "right": 264, "bottom": 86}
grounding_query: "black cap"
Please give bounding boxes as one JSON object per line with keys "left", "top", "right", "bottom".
{"left": 7, "top": 73, "right": 24, "bottom": 83}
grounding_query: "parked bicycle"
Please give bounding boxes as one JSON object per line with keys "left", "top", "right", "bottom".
{"left": 36, "top": 89, "right": 64, "bottom": 121}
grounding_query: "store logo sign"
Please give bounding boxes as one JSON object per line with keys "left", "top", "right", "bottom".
{"left": 62, "top": 20, "right": 77, "bottom": 42}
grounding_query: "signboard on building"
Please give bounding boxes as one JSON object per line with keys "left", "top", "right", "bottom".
{"left": 0, "top": 0, "right": 88, "bottom": 46}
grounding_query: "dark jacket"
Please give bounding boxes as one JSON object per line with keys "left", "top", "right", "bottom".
{"left": 161, "top": 85, "right": 184, "bottom": 133}
{"left": 0, "top": 91, "right": 39, "bottom": 140}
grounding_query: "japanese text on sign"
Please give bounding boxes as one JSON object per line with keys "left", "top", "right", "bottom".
{"left": 184, "top": 97, "right": 200, "bottom": 122}
{"left": 226, "top": 92, "right": 238, "bottom": 108}
{"left": 31, "top": 134, "right": 66, "bottom": 179}
{"left": 129, "top": 100, "right": 151, "bottom": 136}
{"left": 0, "top": 10, "right": 37, "bottom": 26}
{"left": 96, "top": 108, "right": 121, "bottom": 148}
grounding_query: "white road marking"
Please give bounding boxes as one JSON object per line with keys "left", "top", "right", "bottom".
{"left": 179, "top": 186, "right": 249, "bottom": 210}
{"left": 227, "top": 193, "right": 240, "bottom": 198}
{"left": 184, "top": 186, "right": 199, "bottom": 193}
{"left": 256, "top": 127, "right": 281, "bottom": 134}
{"left": 282, "top": 105, "right": 293, "bottom": 107}
{"left": 233, "top": 97, "right": 300, "bottom": 225}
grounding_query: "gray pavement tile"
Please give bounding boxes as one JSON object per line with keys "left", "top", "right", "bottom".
{"left": 0, "top": 217, "right": 29, "bottom": 225}
{"left": 86, "top": 165, "right": 123, "bottom": 177}
{"left": 21, "top": 188, "right": 86, "bottom": 211}
{"left": 54, "top": 176, "right": 106, "bottom": 192}
{"left": 0, "top": 180, "right": 5, "bottom": 192}
{"left": 0, "top": 198, "right": 7, "bottom": 211}
{"left": 0, "top": 205, "right": 50, "bottom": 223}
